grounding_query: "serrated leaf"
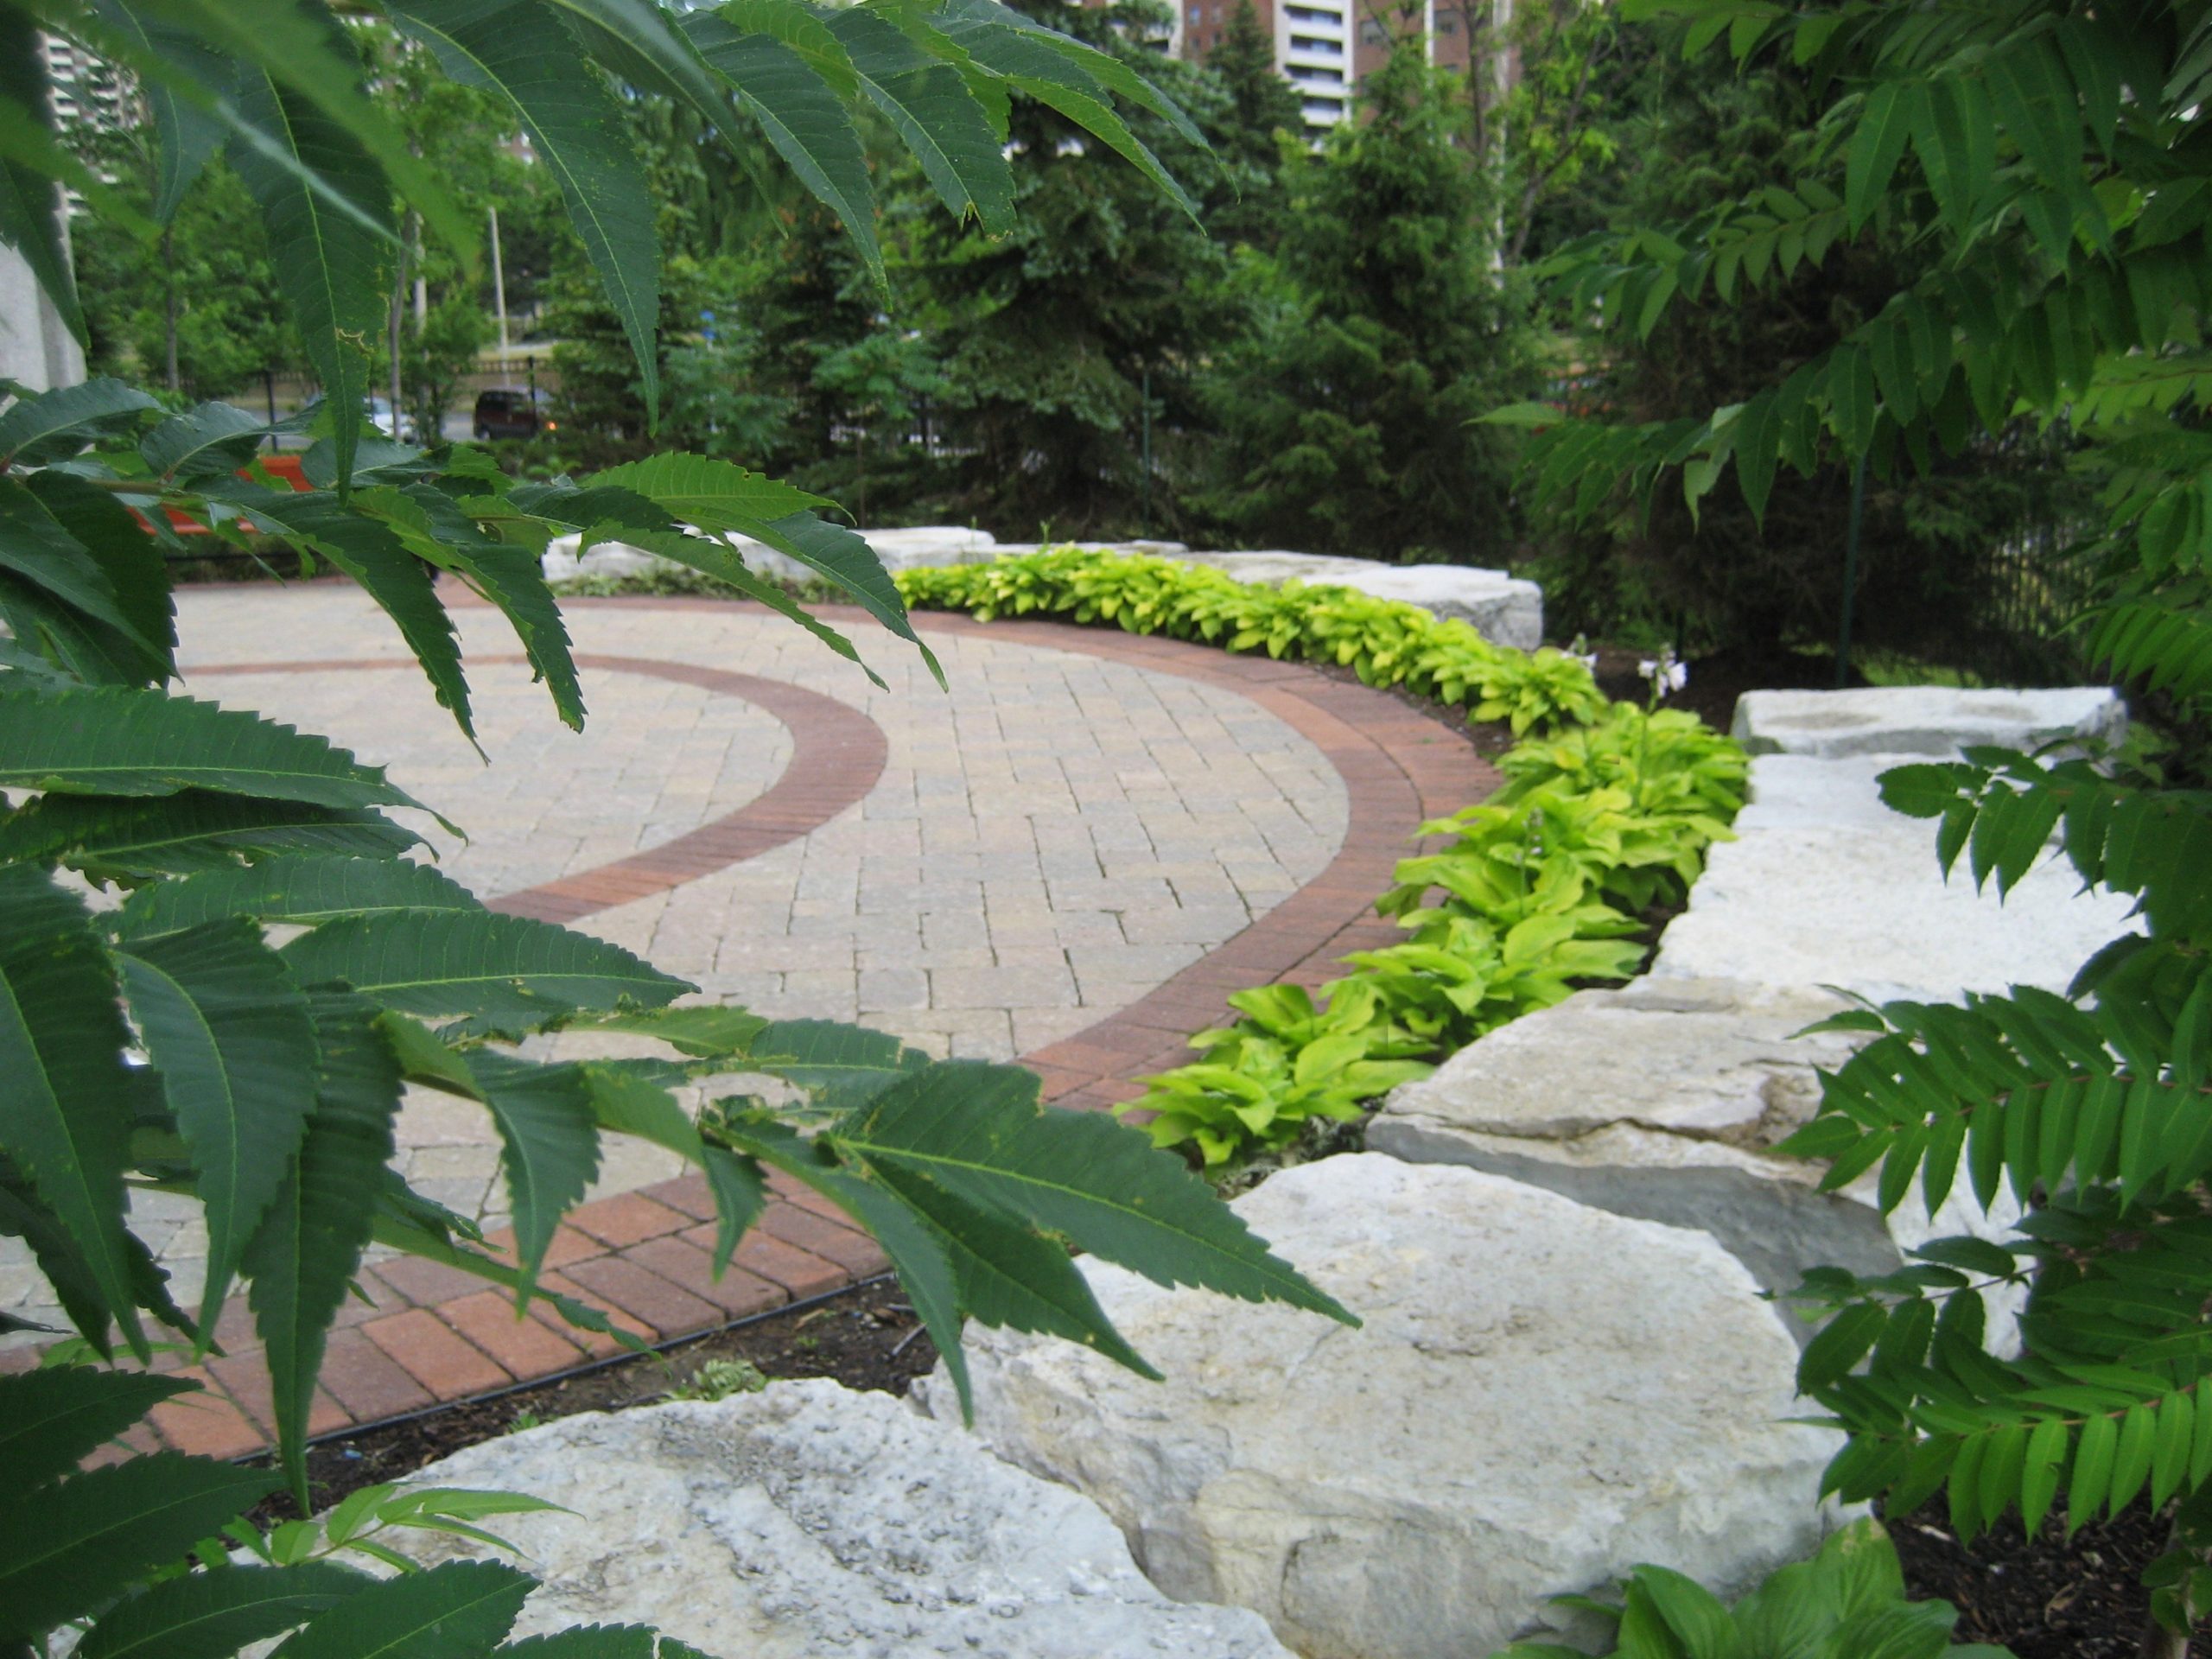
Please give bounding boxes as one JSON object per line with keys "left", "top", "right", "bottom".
{"left": 2068, "top": 1408, "right": 2117, "bottom": 1535}
{"left": 735, "top": 509, "right": 945, "bottom": 687}
{"left": 118, "top": 856, "right": 480, "bottom": 942}
{"left": 0, "top": 791, "right": 423, "bottom": 880}
{"left": 0, "top": 865, "right": 146, "bottom": 1358}
{"left": 744, "top": 1017, "right": 929, "bottom": 1111}
{"left": 222, "top": 490, "right": 471, "bottom": 735}
{"left": 282, "top": 910, "right": 690, "bottom": 1022}
{"left": 499, "top": 1625, "right": 655, "bottom": 1659}
{"left": 833, "top": 1058, "right": 1356, "bottom": 1325}
{"left": 243, "top": 991, "right": 403, "bottom": 1497}
{"left": 0, "top": 377, "right": 156, "bottom": 467}
{"left": 76, "top": 1561, "right": 374, "bottom": 1659}
{"left": 466, "top": 1051, "right": 601, "bottom": 1300}
{"left": 0, "top": 684, "right": 424, "bottom": 811}
{"left": 862, "top": 1155, "right": 1157, "bottom": 1376}
{"left": 827, "top": 5, "right": 1014, "bottom": 232}
{"left": 597, "top": 524, "right": 887, "bottom": 689}
{"left": 141, "top": 402, "right": 272, "bottom": 482}
{"left": 393, "top": 0, "right": 661, "bottom": 436}
{"left": 227, "top": 65, "right": 391, "bottom": 494}
{"left": 0, "top": 1368, "right": 191, "bottom": 1493}
{"left": 269, "top": 1560, "right": 530, "bottom": 1659}
{"left": 0, "top": 475, "right": 153, "bottom": 652}
{"left": 685, "top": 13, "right": 883, "bottom": 287}
{"left": 0, "top": 1452, "right": 277, "bottom": 1642}
{"left": 24, "top": 469, "right": 177, "bottom": 683}
{"left": 120, "top": 919, "right": 320, "bottom": 1325}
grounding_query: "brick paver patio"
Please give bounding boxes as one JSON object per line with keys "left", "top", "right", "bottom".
{"left": 1, "top": 583, "right": 1497, "bottom": 1453}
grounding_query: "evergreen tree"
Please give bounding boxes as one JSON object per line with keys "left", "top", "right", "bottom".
{"left": 918, "top": 0, "right": 1224, "bottom": 537}
{"left": 1196, "top": 37, "right": 1534, "bottom": 562}
{"left": 1202, "top": 0, "right": 1300, "bottom": 248}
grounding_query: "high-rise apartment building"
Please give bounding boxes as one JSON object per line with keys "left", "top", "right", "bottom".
{"left": 1169, "top": 0, "right": 1480, "bottom": 130}
{"left": 40, "top": 34, "right": 130, "bottom": 137}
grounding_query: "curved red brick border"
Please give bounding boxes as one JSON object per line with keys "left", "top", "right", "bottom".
{"left": 42, "top": 601, "right": 1500, "bottom": 1459}
{"left": 188, "top": 653, "right": 887, "bottom": 925}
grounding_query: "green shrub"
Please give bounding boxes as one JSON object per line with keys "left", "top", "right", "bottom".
{"left": 894, "top": 548, "right": 1609, "bottom": 734}
{"left": 1122, "top": 702, "right": 1746, "bottom": 1168}
{"left": 1488, "top": 1517, "right": 2012, "bottom": 1659}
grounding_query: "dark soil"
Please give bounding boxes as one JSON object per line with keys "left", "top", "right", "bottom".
{"left": 249, "top": 1279, "right": 935, "bottom": 1523}
{"left": 1883, "top": 1492, "right": 2203, "bottom": 1656}
{"left": 1587, "top": 640, "right": 1865, "bottom": 737}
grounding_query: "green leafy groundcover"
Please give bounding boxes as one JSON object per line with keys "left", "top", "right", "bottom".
{"left": 894, "top": 550, "right": 1751, "bottom": 1167}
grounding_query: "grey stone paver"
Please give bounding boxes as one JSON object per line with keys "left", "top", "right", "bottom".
{"left": 1, "top": 585, "right": 1350, "bottom": 1347}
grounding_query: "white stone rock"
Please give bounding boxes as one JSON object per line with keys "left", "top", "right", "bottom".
{"left": 1177, "top": 550, "right": 1545, "bottom": 650}
{"left": 1370, "top": 980, "right": 2024, "bottom": 1337}
{"left": 1650, "top": 753, "right": 2140, "bottom": 1002}
{"left": 915, "top": 1156, "right": 1840, "bottom": 1659}
{"left": 381, "top": 1380, "right": 1294, "bottom": 1659}
{"left": 1732, "top": 685, "right": 2126, "bottom": 760}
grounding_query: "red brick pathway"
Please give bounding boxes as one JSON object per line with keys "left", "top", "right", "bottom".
{"left": 24, "top": 608, "right": 1496, "bottom": 1459}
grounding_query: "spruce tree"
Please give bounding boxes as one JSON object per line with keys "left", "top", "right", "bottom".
{"left": 1196, "top": 38, "right": 1534, "bottom": 562}
{"left": 1200, "top": 0, "right": 1301, "bottom": 249}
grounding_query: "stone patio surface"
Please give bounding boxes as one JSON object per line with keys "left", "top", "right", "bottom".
{"left": 2, "top": 582, "right": 1496, "bottom": 1455}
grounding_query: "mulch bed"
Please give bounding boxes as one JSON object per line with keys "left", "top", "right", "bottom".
{"left": 1885, "top": 1494, "right": 2192, "bottom": 1656}
{"left": 251, "top": 1279, "right": 936, "bottom": 1523}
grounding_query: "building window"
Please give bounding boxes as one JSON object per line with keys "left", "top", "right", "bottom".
{"left": 1436, "top": 7, "right": 1460, "bottom": 30}
{"left": 1288, "top": 33, "right": 1343, "bottom": 52}
{"left": 1284, "top": 4, "right": 1341, "bottom": 23}
{"left": 1290, "top": 64, "right": 1344, "bottom": 83}
{"left": 1359, "top": 17, "right": 1388, "bottom": 44}
{"left": 1189, "top": 4, "right": 1202, "bottom": 20}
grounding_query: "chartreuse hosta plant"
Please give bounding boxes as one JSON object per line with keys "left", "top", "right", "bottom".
{"left": 1127, "top": 702, "right": 1746, "bottom": 1166}
{"left": 0, "top": 8, "right": 1354, "bottom": 1649}
{"left": 1518, "top": 0, "right": 2212, "bottom": 1639}
{"left": 1488, "top": 1518, "right": 2012, "bottom": 1659}
{"left": 895, "top": 547, "right": 1611, "bottom": 734}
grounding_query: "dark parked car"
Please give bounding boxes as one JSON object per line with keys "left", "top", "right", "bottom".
{"left": 473, "top": 387, "right": 553, "bottom": 441}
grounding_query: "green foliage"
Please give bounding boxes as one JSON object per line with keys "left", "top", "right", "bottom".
{"left": 669, "top": 1357, "right": 768, "bottom": 1401}
{"left": 1535, "top": 0, "right": 2212, "bottom": 1631}
{"left": 0, "top": 1364, "right": 639, "bottom": 1659}
{"left": 896, "top": 545, "right": 1608, "bottom": 734}
{"left": 1488, "top": 1517, "right": 2012, "bottom": 1659}
{"left": 1194, "top": 36, "right": 1537, "bottom": 562}
{"left": 0, "top": 3, "right": 1343, "bottom": 1595}
{"left": 1124, "top": 700, "right": 1746, "bottom": 1166}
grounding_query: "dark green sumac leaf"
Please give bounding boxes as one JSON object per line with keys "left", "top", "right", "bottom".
{"left": 118, "top": 920, "right": 320, "bottom": 1324}
{"left": 0, "top": 1368, "right": 192, "bottom": 1492}
{"left": 0, "top": 684, "right": 426, "bottom": 811}
{"left": 280, "top": 909, "right": 691, "bottom": 1022}
{"left": 268, "top": 1560, "right": 531, "bottom": 1659}
{"left": 466, "top": 1051, "right": 603, "bottom": 1300}
{"left": 0, "top": 1452, "right": 277, "bottom": 1642}
{"left": 833, "top": 1059, "right": 1356, "bottom": 1325}
{"left": 0, "top": 791, "right": 423, "bottom": 880}
{"left": 243, "top": 991, "right": 404, "bottom": 1495}
{"left": 76, "top": 1560, "right": 375, "bottom": 1659}
{"left": 0, "top": 866, "right": 147, "bottom": 1356}
{"left": 116, "top": 855, "right": 481, "bottom": 941}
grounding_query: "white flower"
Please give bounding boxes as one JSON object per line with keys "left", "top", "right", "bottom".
{"left": 1637, "top": 658, "right": 1658, "bottom": 677}
{"left": 1666, "top": 660, "right": 1689, "bottom": 693}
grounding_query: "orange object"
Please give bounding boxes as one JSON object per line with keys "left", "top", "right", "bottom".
{"left": 153, "top": 449, "right": 314, "bottom": 537}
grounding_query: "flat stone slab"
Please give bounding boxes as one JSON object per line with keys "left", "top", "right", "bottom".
{"left": 1177, "top": 550, "right": 1543, "bottom": 650}
{"left": 1732, "top": 685, "right": 2126, "bottom": 759}
{"left": 1650, "top": 754, "right": 2139, "bottom": 1003}
{"left": 1370, "top": 979, "right": 2020, "bottom": 1319}
{"left": 1379, "top": 976, "right": 1860, "bottom": 1146}
{"left": 542, "top": 533, "right": 1546, "bottom": 649}
{"left": 916, "top": 1155, "right": 1839, "bottom": 1659}
{"left": 384, "top": 1380, "right": 1294, "bottom": 1659}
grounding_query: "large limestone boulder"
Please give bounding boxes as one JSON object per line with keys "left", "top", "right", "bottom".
{"left": 1370, "top": 979, "right": 2019, "bottom": 1321}
{"left": 543, "top": 525, "right": 1003, "bottom": 586}
{"left": 1177, "top": 550, "right": 1544, "bottom": 650}
{"left": 384, "top": 1379, "right": 1294, "bottom": 1659}
{"left": 1732, "top": 684, "right": 2125, "bottom": 759}
{"left": 915, "top": 1156, "right": 1840, "bottom": 1659}
{"left": 1650, "top": 753, "right": 2139, "bottom": 1002}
